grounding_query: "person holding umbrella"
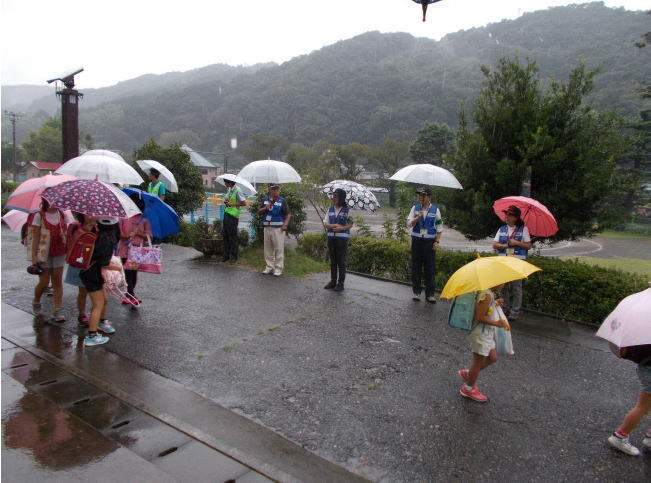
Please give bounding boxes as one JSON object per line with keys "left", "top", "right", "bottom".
{"left": 257, "top": 184, "right": 291, "bottom": 276}
{"left": 222, "top": 176, "right": 247, "bottom": 264}
{"left": 492, "top": 205, "right": 532, "bottom": 320}
{"left": 118, "top": 193, "right": 152, "bottom": 305}
{"left": 408, "top": 187, "right": 443, "bottom": 303}
{"left": 147, "top": 168, "right": 166, "bottom": 201}
{"left": 323, "top": 188, "right": 354, "bottom": 291}
{"left": 596, "top": 283, "right": 651, "bottom": 455}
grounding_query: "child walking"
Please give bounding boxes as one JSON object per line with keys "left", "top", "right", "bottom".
{"left": 79, "top": 217, "right": 121, "bottom": 346}
{"left": 607, "top": 344, "right": 651, "bottom": 455}
{"left": 459, "top": 284, "right": 510, "bottom": 402}
{"left": 64, "top": 213, "right": 96, "bottom": 325}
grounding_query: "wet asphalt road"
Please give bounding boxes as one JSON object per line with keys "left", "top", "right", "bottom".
{"left": 2, "top": 226, "right": 650, "bottom": 481}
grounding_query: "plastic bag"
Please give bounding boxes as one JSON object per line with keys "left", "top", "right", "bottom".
{"left": 495, "top": 305, "right": 514, "bottom": 356}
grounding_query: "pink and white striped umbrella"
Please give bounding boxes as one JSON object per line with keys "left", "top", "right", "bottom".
{"left": 5, "top": 174, "right": 77, "bottom": 213}
{"left": 596, "top": 285, "right": 651, "bottom": 348}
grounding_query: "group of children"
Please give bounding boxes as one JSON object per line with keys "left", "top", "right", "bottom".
{"left": 26, "top": 193, "right": 151, "bottom": 347}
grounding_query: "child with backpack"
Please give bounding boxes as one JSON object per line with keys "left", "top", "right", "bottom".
{"left": 64, "top": 213, "right": 97, "bottom": 325}
{"left": 27, "top": 199, "right": 68, "bottom": 322}
{"left": 118, "top": 193, "right": 151, "bottom": 306}
{"left": 79, "top": 217, "right": 121, "bottom": 346}
{"left": 458, "top": 284, "right": 510, "bottom": 403}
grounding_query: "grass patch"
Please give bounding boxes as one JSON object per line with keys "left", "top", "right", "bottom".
{"left": 597, "top": 230, "right": 651, "bottom": 240}
{"left": 366, "top": 383, "right": 380, "bottom": 391}
{"left": 561, "top": 256, "right": 651, "bottom": 278}
{"left": 223, "top": 345, "right": 234, "bottom": 352}
{"left": 238, "top": 245, "right": 328, "bottom": 277}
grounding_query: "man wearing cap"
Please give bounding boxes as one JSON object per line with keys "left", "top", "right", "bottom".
{"left": 257, "top": 185, "right": 291, "bottom": 276}
{"left": 147, "top": 169, "right": 166, "bottom": 201}
{"left": 492, "top": 205, "right": 532, "bottom": 320}
{"left": 408, "top": 187, "right": 443, "bottom": 303}
{"left": 222, "top": 177, "right": 247, "bottom": 264}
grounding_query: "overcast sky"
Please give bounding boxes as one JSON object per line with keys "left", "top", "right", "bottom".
{"left": 1, "top": 0, "right": 648, "bottom": 89}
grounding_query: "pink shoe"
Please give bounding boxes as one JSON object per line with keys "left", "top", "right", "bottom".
{"left": 78, "top": 314, "right": 89, "bottom": 325}
{"left": 458, "top": 369, "right": 469, "bottom": 383}
{"left": 121, "top": 298, "right": 130, "bottom": 305}
{"left": 459, "top": 385, "right": 488, "bottom": 402}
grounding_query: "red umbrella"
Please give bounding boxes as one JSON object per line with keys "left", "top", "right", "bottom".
{"left": 493, "top": 196, "right": 558, "bottom": 237}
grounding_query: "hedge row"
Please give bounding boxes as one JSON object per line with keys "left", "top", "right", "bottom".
{"left": 297, "top": 234, "right": 647, "bottom": 325}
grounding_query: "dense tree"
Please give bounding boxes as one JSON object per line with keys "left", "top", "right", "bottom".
{"left": 133, "top": 140, "right": 204, "bottom": 217}
{"left": 1, "top": 141, "right": 25, "bottom": 174}
{"left": 242, "top": 133, "right": 289, "bottom": 161}
{"left": 370, "top": 139, "right": 410, "bottom": 207}
{"left": 22, "top": 117, "right": 62, "bottom": 163}
{"left": 409, "top": 122, "right": 456, "bottom": 165}
{"left": 443, "top": 56, "right": 629, "bottom": 241}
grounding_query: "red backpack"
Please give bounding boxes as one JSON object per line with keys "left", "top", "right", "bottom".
{"left": 66, "top": 226, "right": 97, "bottom": 269}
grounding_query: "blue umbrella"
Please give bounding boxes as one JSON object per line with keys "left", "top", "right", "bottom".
{"left": 122, "top": 188, "right": 179, "bottom": 238}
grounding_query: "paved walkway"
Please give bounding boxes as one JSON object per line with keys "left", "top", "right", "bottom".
{"left": 2, "top": 226, "right": 650, "bottom": 481}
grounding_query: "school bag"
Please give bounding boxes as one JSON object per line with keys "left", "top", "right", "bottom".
{"left": 20, "top": 212, "right": 37, "bottom": 246}
{"left": 447, "top": 291, "right": 478, "bottom": 331}
{"left": 101, "top": 256, "right": 140, "bottom": 307}
{"left": 66, "top": 227, "right": 97, "bottom": 269}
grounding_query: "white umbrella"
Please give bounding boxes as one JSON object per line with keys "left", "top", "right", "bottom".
{"left": 389, "top": 163, "right": 463, "bottom": 189}
{"left": 81, "top": 149, "right": 125, "bottom": 162}
{"left": 596, "top": 284, "right": 651, "bottom": 348}
{"left": 136, "top": 160, "right": 179, "bottom": 193}
{"left": 237, "top": 160, "right": 302, "bottom": 184}
{"left": 56, "top": 154, "right": 144, "bottom": 186}
{"left": 216, "top": 174, "right": 257, "bottom": 195}
{"left": 322, "top": 180, "right": 380, "bottom": 211}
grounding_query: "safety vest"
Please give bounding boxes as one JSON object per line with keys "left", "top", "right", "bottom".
{"left": 147, "top": 181, "right": 164, "bottom": 196}
{"left": 262, "top": 196, "right": 286, "bottom": 227}
{"left": 497, "top": 224, "right": 528, "bottom": 259}
{"left": 410, "top": 203, "right": 438, "bottom": 239}
{"left": 224, "top": 186, "right": 243, "bottom": 218}
{"left": 326, "top": 206, "right": 351, "bottom": 239}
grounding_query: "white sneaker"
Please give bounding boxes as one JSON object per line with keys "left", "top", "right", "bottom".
{"left": 273, "top": 269, "right": 282, "bottom": 277}
{"left": 642, "top": 433, "right": 651, "bottom": 448}
{"left": 262, "top": 267, "right": 273, "bottom": 274}
{"left": 608, "top": 433, "right": 640, "bottom": 456}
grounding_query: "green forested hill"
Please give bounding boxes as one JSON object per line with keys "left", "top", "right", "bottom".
{"left": 3, "top": 2, "right": 650, "bottom": 157}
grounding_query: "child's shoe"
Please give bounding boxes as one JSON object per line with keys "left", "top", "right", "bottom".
{"left": 84, "top": 333, "right": 109, "bottom": 346}
{"left": 51, "top": 308, "right": 66, "bottom": 323}
{"left": 608, "top": 433, "right": 640, "bottom": 456}
{"left": 459, "top": 385, "right": 488, "bottom": 402}
{"left": 641, "top": 432, "right": 651, "bottom": 449}
{"left": 32, "top": 302, "right": 43, "bottom": 317}
{"left": 78, "top": 314, "right": 89, "bottom": 325}
{"left": 458, "top": 369, "right": 469, "bottom": 383}
{"left": 98, "top": 320, "right": 116, "bottom": 334}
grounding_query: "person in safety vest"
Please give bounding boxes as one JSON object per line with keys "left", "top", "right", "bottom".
{"left": 221, "top": 176, "right": 247, "bottom": 264}
{"left": 492, "top": 205, "right": 532, "bottom": 320}
{"left": 408, "top": 187, "right": 443, "bottom": 303}
{"left": 323, "top": 188, "right": 354, "bottom": 292}
{"left": 257, "top": 184, "right": 291, "bottom": 276}
{"left": 146, "top": 168, "right": 166, "bottom": 201}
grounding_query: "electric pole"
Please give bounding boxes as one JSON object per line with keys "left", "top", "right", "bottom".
{"left": 3, "top": 110, "right": 21, "bottom": 181}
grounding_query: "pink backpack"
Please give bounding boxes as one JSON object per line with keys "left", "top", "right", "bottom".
{"left": 101, "top": 256, "right": 139, "bottom": 306}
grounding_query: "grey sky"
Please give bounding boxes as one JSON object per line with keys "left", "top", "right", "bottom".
{"left": 1, "top": 0, "right": 648, "bottom": 89}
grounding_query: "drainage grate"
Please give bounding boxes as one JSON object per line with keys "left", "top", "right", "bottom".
{"left": 111, "top": 420, "right": 130, "bottom": 429}
{"left": 39, "top": 379, "right": 58, "bottom": 386}
{"left": 158, "top": 447, "right": 179, "bottom": 458}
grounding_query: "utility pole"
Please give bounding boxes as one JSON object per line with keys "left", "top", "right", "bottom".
{"left": 3, "top": 110, "right": 21, "bottom": 181}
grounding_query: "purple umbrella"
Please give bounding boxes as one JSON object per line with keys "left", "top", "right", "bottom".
{"left": 41, "top": 179, "right": 141, "bottom": 218}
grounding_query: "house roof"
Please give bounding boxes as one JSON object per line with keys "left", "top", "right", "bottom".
{"left": 29, "top": 161, "right": 63, "bottom": 171}
{"left": 181, "top": 144, "right": 222, "bottom": 169}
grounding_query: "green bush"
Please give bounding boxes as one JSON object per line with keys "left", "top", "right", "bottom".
{"left": 164, "top": 220, "right": 198, "bottom": 247}
{"left": 298, "top": 234, "right": 647, "bottom": 325}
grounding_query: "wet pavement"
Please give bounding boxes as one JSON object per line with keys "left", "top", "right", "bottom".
{"left": 2, "top": 225, "right": 651, "bottom": 481}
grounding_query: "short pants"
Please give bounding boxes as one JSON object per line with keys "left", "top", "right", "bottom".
{"left": 64, "top": 265, "right": 83, "bottom": 287}
{"left": 79, "top": 264, "right": 104, "bottom": 293}
{"left": 41, "top": 255, "right": 65, "bottom": 269}
{"left": 636, "top": 364, "right": 651, "bottom": 393}
{"left": 469, "top": 323, "right": 496, "bottom": 357}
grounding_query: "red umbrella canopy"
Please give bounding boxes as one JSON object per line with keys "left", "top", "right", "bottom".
{"left": 493, "top": 196, "right": 558, "bottom": 237}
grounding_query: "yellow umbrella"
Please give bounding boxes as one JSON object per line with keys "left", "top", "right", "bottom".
{"left": 440, "top": 255, "right": 542, "bottom": 299}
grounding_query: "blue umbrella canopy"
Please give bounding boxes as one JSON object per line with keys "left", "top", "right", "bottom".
{"left": 122, "top": 188, "right": 179, "bottom": 239}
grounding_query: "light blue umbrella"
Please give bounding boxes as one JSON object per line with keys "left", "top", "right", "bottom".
{"left": 122, "top": 188, "right": 179, "bottom": 239}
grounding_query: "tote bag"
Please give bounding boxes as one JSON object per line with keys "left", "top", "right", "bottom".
{"left": 125, "top": 235, "right": 162, "bottom": 274}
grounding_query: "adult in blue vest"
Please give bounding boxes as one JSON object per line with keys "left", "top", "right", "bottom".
{"left": 323, "top": 188, "right": 354, "bottom": 292}
{"left": 257, "top": 184, "right": 291, "bottom": 276}
{"left": 221, "top": 177, "right": 247, "bottom": 264}
{"left": 146, "top": 168, "right": 166, "bottom": 201}
{"left": 408, "top": 187, "right": 443, "bottom": 303}
{"left": 492, "top": 205, "right": 532, "bottom": 320}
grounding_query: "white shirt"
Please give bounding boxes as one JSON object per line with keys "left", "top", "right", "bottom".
{"left": 407, "top": 205, "right": 444, "bottom": 233}
{"left": 31, "top": 211, "right": 61, "bottom": 227}
{"left": 493, "top": 225, "right": 531, "bottom": 243}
